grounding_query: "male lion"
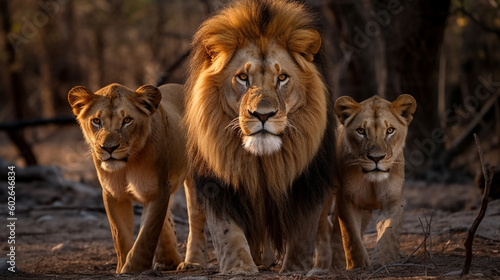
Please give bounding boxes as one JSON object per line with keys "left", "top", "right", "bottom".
{"left": 184, "top": 0, "right": 335, "bottom": 274}
{"left": 315, "top": 94, "right": 417, "bottom": 270}
{"left": 68, "top": 83, "right": 206, "bottom": 273}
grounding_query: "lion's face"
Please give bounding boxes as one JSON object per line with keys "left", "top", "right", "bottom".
{"left": 222, "top": 42, "right": 308, "bottom": 155}
{"left": 335, "top": 95, "right": 417, "bottom": 182}
{"left": 68, "top": 84, "right": 161, "bottom": 172}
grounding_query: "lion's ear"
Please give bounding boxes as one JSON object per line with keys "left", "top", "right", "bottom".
{"left": 334, "top": 96, "right": 360, "bottom": 125}
{"left": 68, "top": 86, "right": 94, "bottom": 116}
{"left": 391, "top": 94, "right": 417, "bottom": 124}
{"left": 135, "top": 85, "right": 162, "bottom": 115}
{"left": 288, "top": 29, "right": 321, "bottom": 62}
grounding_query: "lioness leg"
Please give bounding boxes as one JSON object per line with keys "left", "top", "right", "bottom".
{"left": 206, "top": 209, "right": 258, "bottom": 275}
{"left": 336, "top": 196, "right": 370, "bottom": 269}
{"left": 281, "top": 205, "right": 321, "bottom": 273}
{"left": 121, "top": 182, "right": 170, "bottom": 273}
{"left": 177, "top": 177, "right": 207, "bottom": 270}
{"left": 330, "top": 211, "right": 346, "bottom": 267}
{"left": 153, "top": 210, "right": 182, "bottom": 270}
{"left": 102, "top": 190, "right": 134, "bottom": 273}
{"left": 370, "top": 199, "right": 404, "bottom": 266}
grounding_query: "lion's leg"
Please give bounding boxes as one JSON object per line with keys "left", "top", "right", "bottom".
{"left": 121, "top": 182, "right": 170, "bottom": 273}
{"left": 312, "top": 194, "right": 334, "bottom": 270}
{"left": 206, "top": 208, "right": 258, "bottom": 275}
{"left": 153, "top": 210, "right": 182, "bottom": 270}
{"left": 102, "top": 190, "right": 134, "bottom": 273}
{"left": 177, "top": 177, "right": 207, "bottom": 270}
{"left": 337, "top": 195, "right": 370, "bottom": 269}
{"left": 281, "top": 205, "right": 321, "bottom": 273}
{"left": 370, "top": 198, "right": 404, "bottom": 267}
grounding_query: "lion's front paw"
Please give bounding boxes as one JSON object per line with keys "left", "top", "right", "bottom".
{"left": 306, "top": 267, "right": 330, "bottom": 276}
{"left": 177, "top": 261, "right": 204, "bottom": 271}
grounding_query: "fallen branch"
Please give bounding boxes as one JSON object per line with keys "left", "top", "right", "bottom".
{"left": 366, "top": 263, "right": 428, "bottom": 279}
{"left": 0, "top": 116, "right": 76, "bottom": 130}
{"left": 461, "top": 134, "right": 494, "bottom": 276}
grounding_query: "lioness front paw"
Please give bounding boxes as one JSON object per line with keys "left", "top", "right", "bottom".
{"left": 177, "top": 261, "right": 204, "bottom": 271}
{"left": 222, "top": 263, "right": 258, "bottom": 275}
{"left": 153, "top": 260, "right": 179, "bottom": 271}
{"left": 121, "top": 262, "right": 151, "bottom": 274}
{"left": 370, "top": 249, "right": 400, "bottom": 268}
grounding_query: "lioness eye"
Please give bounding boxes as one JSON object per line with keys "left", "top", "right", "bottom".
{"left": 278, "top": 74, "right": 288, "bottom": 81}
{"left": 356, "top": 128, "right": 365, "bottom": 135}
{"left": 237, "top": 73, "right": 248, "bottom": 81}
{"left": 123, "top": 117, "right": 133, "bottom": 125}
{"left": 387, "top": 127, "right": 395, "bottom": 134}
{"left": 92, "top": 118, "right": 101, "bottom": 126}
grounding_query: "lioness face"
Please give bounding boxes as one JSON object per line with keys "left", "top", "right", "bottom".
{"left": 222, "top": 42, "right": 306, "bottom": 156}
{"left": 68, "top": 84, "right": 161, "bottom": 172}
{"left": 335, "top": 95, "right": 417, "bottom": 182}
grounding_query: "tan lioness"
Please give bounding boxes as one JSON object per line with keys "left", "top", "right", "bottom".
{"left": 314, "top": 94, "right": 417, "bottom": 270}
{"left": 68, "top": 83, "right": 206, "bottom": 273}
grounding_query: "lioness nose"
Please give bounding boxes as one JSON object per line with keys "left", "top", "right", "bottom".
{"left": 367, "top": 154, "right": 386, "bottom": 163}
{"left": 102, "top": 145, "right": 119, "bottom": 154}
{"left": 249, "top": 110, "right": 277, "bottom": 123}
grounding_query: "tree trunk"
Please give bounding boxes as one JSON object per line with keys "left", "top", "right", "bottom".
{"left": 0, "top": 0, "right": 38, "bottom": 165}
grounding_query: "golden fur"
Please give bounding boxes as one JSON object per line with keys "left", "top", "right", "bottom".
{"left": 185, "top": 0, "right": 335, "bottom": 274}
{"left": 68, "top": 83, "right": 206, "bottom": 273}
{"left": 314, "top": 94, "right": 416, "bottom": 270}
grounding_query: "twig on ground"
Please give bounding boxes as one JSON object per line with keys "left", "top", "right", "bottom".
{"left": 461, "top": 134, "right": 494, "bottom": 276}
{"left": 366, "top": 263, "right": 428, "bottom": 279}
{"left": 419, "top": 218, "right": 428, "bottom": 276}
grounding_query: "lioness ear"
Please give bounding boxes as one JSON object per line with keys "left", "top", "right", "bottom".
{"left": 68, "top": 86, "right": 94, "bottom": 116}
{"left": 334, "top": 96, "right": 360, "bottom": 125}
{"left": 135, "top": 85, "right": 161, "bottom": 115}
{"left": 391, "top": 94, "right": 417, "bottom": 124}
{"left": 288, "top": 29, "right": 321, "bottom": 62}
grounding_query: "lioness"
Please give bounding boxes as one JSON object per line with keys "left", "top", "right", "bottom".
{"left": 315, "top": 94, "right": 416, "bottom": 270}
{"left": 68, "top": 83, "right": 206, "bottom": 273}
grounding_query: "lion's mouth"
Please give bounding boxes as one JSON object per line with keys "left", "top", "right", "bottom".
{"left": 248, "top": 129, "right": 280, "bottom": 137}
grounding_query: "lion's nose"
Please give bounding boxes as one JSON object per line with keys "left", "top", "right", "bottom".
{"left": 249, "top": 110, "right": 277, "bottom": 124}
{"left": 367, "top": 154, "right": 386, "bottom": 163}
{"left": 102, "top": 144, "right": 119, "bottom": 154}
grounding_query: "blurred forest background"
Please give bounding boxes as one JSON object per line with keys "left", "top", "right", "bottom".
{"left": 0, "top": 0, "right": 499, "bottom": 183}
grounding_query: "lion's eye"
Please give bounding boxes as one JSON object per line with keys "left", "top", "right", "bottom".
{"left": 387, "top": 127, "right": 395, "bottom": 134}
{"left": 277, "top": 74, "right": 289, "bottom": 87}
{"left": 356, "top": 128, "right": 365, "bottom": 135}
{"left": 123, "top": 117, "right": 133, "bottom": 125}
{"left": 92, "top": 118, "right": 101, "bottom": 126}
{"left": 236, "top": 73, "right": 249, "bottom": 87}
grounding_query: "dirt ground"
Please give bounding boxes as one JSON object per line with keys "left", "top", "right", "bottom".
{"left": 0, "top": 126, "right": 499, "bottom": 279}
